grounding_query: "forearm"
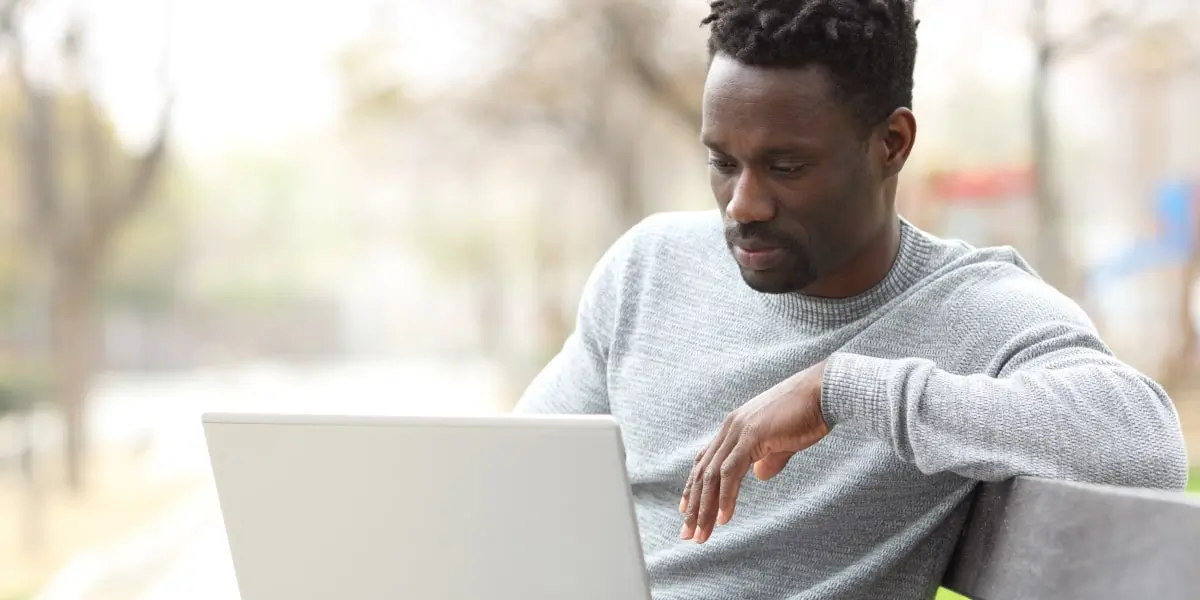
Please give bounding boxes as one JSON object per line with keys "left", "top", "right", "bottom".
{"left": 820, "top": 350, "right": 1189, "bottom": 489}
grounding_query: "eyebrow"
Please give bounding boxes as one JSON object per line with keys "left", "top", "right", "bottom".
{"left": 701, "top": 137, "right": 821, "bottom": 156}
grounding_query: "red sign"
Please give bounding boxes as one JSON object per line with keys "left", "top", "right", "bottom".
{"left": 929, "top": 167, "right": 1034, "bottom": 203}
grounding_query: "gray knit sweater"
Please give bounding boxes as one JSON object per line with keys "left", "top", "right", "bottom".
{"left": 515, "top": 210, "right": 1189, "bottom": 600}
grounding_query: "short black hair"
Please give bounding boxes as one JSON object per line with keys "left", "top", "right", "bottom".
{"left": 702, "top": 0, "right": 919, "bottom": 131}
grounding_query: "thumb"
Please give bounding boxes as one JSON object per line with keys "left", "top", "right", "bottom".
{"left": 753, "top": 451, "right": 796, "bottom": 481}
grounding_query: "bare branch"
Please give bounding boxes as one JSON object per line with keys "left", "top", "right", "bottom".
{"left": 601, "top": 1, "right": 701, "bottom": 133}
{"left": 620, "top": 52, "right": 701, "bottom": 133}
{"left": 1053, "top": 11, "right": 1131, "bottom": 59}
{"left": 7, "top": 13, "right": 61, "bottom": 249}
{"left": 90, "top": 99, "right": 171, "bottom": 244}
{"left": 88, "top": 0, "right": 175, "bottom": 245}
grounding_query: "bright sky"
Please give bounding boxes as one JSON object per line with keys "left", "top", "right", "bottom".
{"left": 51, "top": 0, "right": 1070, "bottom": 162}
{"left": 67, "top": 0, "right": 488, "bottom": 158}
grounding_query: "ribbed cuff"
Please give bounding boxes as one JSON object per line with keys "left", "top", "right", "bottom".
{"left": 820, "top": 352, "right": 895, "bottom": 436}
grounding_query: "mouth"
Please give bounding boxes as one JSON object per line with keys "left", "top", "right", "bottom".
{"left": 732, "top": 244, "right": 787, "bottom": 271}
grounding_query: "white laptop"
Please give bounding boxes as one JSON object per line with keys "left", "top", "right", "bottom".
{"left": 201, "top": 412, "right": 652, "bottom": 600}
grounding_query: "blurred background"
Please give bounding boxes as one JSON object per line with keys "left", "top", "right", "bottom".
{"left": 0, "top": 0, "right": 1198, "bottom": 598}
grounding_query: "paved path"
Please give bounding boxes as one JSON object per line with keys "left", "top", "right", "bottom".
{"left": 130, "top": 490, "right": 239, "bottom": 600}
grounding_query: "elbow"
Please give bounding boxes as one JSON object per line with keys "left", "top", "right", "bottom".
{"left": 1106, "top": 433, "right": 1190, "bottom": 491}
{"left": 1062, "top": 433, "right": 1189, "bottom": 491}
{"left": 1076, "top": 380, "right": 1190, "bottom": 491}
{"left": 1152, "top": 438, "right": 1191, "bottom": 491}
{"left": 1129, "top": 380, "right": 1191, "bottom": 491}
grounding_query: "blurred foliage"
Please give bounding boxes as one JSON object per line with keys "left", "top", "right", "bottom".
{"left": 100, "top": 171, "right": 189, "bottom": 314}
{"left": 0, "top": 359, "right": 51, "bottom": 417}
{"left": 0, "top": 79, "right": 20, "bottom": 316}
{"left": 0, "top": 64, "right": 181, "bottom": 316}
{"left": 0, "top": 221, "right": 21, "bottom": 318}
{"left": 401, "top": 217, "right": 496, "bottom": 284}
{"left": 336, "top": 31, "right": 414, "bottom": 128}
{"left": 177, "top": 150, "right": 357, "bottom": 314}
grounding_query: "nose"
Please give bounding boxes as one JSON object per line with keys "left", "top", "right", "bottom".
{"left": 724, "top": 170, "right": 775, "bottom": 224}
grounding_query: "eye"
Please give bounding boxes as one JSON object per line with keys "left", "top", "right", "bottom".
{"left": 708, "top": 156, "right": 737, "bottom": 174}
{"left": 770, "top": 163, "right": 809, "bottom": 177}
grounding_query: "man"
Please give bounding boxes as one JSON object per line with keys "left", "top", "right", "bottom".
{"left": 516, "top": 0, "right": 1190, "bottom": 598}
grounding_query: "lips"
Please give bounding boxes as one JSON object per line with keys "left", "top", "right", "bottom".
{"left": 732, "top": 244, "right": 786, "bottom": 271}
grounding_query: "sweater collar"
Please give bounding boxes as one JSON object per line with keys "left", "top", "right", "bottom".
{"left": 758, "top": 218, "right": 935, "bottom": 327}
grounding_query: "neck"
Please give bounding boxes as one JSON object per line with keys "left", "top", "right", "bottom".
{"left": 801, "top": 214, "right": 902, "bottom": 299}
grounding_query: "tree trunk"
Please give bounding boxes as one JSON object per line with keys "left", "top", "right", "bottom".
{"left": 49, "top": 260, "right": 100, "bottom": 491}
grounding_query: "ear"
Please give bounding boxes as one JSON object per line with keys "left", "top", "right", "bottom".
{"left": 878, "top": 108, "right": 916, "bottom": 179}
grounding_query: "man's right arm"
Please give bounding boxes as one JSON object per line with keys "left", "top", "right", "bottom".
{"left": 514, "top": 222, "right": 642, "bottom": 415}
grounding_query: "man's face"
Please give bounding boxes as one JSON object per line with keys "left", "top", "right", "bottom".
{"left": 701, "top": 55, "right": 893, "bottom": 295}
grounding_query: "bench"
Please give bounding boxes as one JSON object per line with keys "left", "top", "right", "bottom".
{"left": 942, "top": 476, "right": 1200, "bottom": 600}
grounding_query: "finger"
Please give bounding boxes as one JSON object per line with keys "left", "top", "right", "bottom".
{"left": 680, "top": 449, "right": 706, "bottom": 514}
{"left": 693, "top": 425, "right": 744, "bottom": 543}
{"left": 716, "top": 443, "right": 755, "bottom": 527}
{"left": 681, "top": 434, "right": 723, "bottom": 540}
{"left": 753, "top": 451, "right": 796, "bottom": 481}
{"left": 684, "top": 441, "right": 717, "bottom": 538}
{"left": 682, "top": 447, "right": 709, "bottom": 527}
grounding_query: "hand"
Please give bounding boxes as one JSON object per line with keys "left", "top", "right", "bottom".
{"left": 679, "top": 360, "right": 831, "bottom": 544}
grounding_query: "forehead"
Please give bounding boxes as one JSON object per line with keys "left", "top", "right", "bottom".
{"left": 701, "top": 54, "right": 854, "bottom": 149}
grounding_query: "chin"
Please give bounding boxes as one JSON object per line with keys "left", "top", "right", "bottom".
{"left": 738, "top": 268, "right": 812, "bottom": 295}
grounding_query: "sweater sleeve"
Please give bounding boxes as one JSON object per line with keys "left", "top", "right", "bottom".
{"left": 514, "top": 222, "right": 639, "bottom": 415}
{"left": 819, "top": 272, "right": 1190, "bottom": 490}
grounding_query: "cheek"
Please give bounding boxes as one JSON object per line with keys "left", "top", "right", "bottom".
{"left": 823, "top": 176, "right": 884, "bottom": 249}
{"left": 774, "top": 176, "right": 836, "bottom": 220}
{"left": 775, "top": 177, "right": 856, "bottom": 246}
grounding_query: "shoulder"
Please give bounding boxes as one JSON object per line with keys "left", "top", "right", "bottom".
{"left": 905, "top": 223, "right": 1091, "bottom": 328}
{"left": 946, "top": 248, "right": 1092, "bottom": 329}
{"left": 922, "top": 242, "right": 1103, "bottom": 373}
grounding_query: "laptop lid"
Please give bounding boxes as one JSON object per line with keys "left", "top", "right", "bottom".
{"left": 202, "top": 413, "right": 651, "bottom": 600}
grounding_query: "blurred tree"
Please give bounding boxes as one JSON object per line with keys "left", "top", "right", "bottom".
{"left": 333, "top": 6, "right": 508, "bottom": 358}
{"left": 461, "top": 0, "right": 706, "bottom": 385}
{"left": 1114, "top": 18, "right": 1200, "bottom": 388}
{"left": 331, "top": 0, "right": 708, "bottom": 393}
{"left": 0, "top": 0, "right": 172, "bottom": 490}
{"left": 336, "top": 10, "right": 414, "bottom": 132}
{"left": 1027, "top": 0, "right": 1173, "bottom": 296}
{"left": 101, "top": 185, "right": 186, "bottom": 315}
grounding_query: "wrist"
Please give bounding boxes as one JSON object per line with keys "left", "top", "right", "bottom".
{"left": 809, "top": 361, "right": 832, "bottom": 436}
{"left": 819, "top": 352, "right": 892, "bottom": 432}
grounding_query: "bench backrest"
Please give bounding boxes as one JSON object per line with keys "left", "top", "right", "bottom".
{"left": 942, "top": 477, "right": 1200, "bottom": 600}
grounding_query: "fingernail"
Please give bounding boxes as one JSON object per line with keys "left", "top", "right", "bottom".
{"left": 680, "top": 523, "right": 694, "bottom": 539}
{"left": 695, "top": 529, "right": 709, "bottom": 544}
{"left": 679, "top": 497, "right": 686, "bottom": 513}
{"left": 717, "top": 509, "right": 728, "bottom": 525}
